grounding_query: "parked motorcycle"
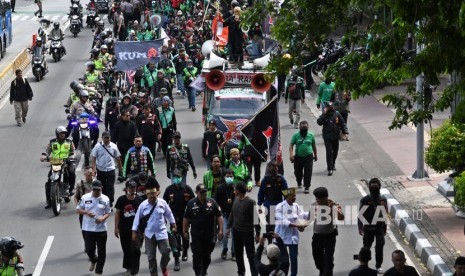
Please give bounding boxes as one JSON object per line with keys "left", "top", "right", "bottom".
{"left": 87, "top": 8, "right": 97, "bottom": 28}
{"left": 311, "top": 41, "right": 348, "bottom": 75}
{"left": 29, "top": 47, "right": 47, "bottom": 82}
{"left": 50, "top": 36, "right": 64, "bottom": 62}
{"left": 70, "top": 14, "right": 81, "bottom": 37}
{"left": 68, "top": 113, "right": 99, "bottom": 166}
{"left": 42, "top": 157, "right": 75, "bottom": 216}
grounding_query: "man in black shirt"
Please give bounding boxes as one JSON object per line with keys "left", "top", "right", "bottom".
{"left": 255, "top": 233, "right": 290, "bottom": 276}
{"left": 215, "top": 169, "right": 235, "bottom": 260}
{"left": 9, "top": 69, "right": 33, "bottom": 126}
{"left": 163, "top": 172, "right": 195, "bottom": 270}
{"left": 112, "top": 109, "right": 139, "bottom": 160}
{"left": 348, "top": 247, "right": 377, "bottom": 276}
{"left": 183, "top": 184, "right": 223, "bottom": 276}
{"left": 384, "top": 250, "right": 419, "bottom": 276}
{"left": 202, "top": 120, "right": 224, "bottom": 169}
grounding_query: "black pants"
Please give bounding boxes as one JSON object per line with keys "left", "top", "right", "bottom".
{"left": 233, "top": 229, "right": 257, "bottom": 276}
{"left": 363, "top": 227, "right": 385, "bottom": 268}
{"left": 312, "top": 232, "right": 337, "bottom": 276}
{"left": 161, "top": 128, "right": 173, "bottom": 156}
{"left": 323, "top": 139, "right": 339, "bottom": 171}
{"left": 277, "top": 74, "right": 286, "bottom": 101}
{"left": 304, "top": 67, "right": 315, "bottom": 89}
{"left": 83, "top": 230, "right": 107, "bottom": 274}
{"left": 341, "top": 112, "right": 348, "bottom": 126}
{"left": 175, "top": 217, "right": 189, "bottom": 258}
{"left": 119, "top": 230, "right": 141, "bottom": 274}
{"left": 144, "top": 140, "right": 156, "bottom": 159}
{"left": 97, "top": 169, "right": 116, "bottom": 205}
{"left": 244, "top": 154, "right": 261, "bottom": 183}
{"left": 191, "top": 235, "right": 215, "bottom": 275}
{"left": 293, "top": 154, "right": 313, "bottom": 188}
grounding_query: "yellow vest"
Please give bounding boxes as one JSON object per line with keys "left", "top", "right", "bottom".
{"left": 51, "top": 139, "right": 72, "bottom": 159}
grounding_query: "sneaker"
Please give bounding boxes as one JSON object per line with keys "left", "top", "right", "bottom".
{"left": 304, "top": 188, "right": 309, "bottom": 194}
{"left": 176, "top": 90, "right": 181, "bottom": 95}
{"left": 328, "top": 170, "right": 333, "bottom": 176}
{"left": 376, "top": 267, "right": 384, "bottom": 274}
{"left": 221, "top": 249, "right": 227, "bottom": 260}
{"left": 231, "top": 253, "right": 236, "bottom": 261}
{"left": 182, "top": 251, "right": 188, "bottom": 261}
{"left": 192, "top": 107, "right": 196, "bottom": 112}
{"left": 44, "top": 202, "right": 51, "bottom": 209}
{"left": 297, "top": 184, "right": 302, "bottom": 189}
{"left": 174, "top": 259, "right": 180, "bottom": 271}
{"left": 16, "top": 122, "right": 21, "bottom": 126}
{"left": 162, "top": 268, "right": 169, "bottom": 276}
{"left": 294, "top": 123, "right": 299, "bottom": 129}
{"left": 89, "top": 261, "right": 96, "bottom": 271}
{"left": 125, "top": 269, "right": 132, "bottom": 276}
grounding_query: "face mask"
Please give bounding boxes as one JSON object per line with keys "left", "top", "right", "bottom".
{"left": 188, "top": 65, "right": 193, "bottom": 68}
{"left": 300, "top": 128, "right": 308, "bottom": 137}
{"left": 225, "top": 177, "right": 234, "bottom": 184}
{"left": 173, "top": 177, "right": 182, "bottom": 185}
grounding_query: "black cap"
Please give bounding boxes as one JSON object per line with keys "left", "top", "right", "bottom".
{"left": 125, "top": 180, "right": 137, "bottom": 188}
{"left": 173, "top": 131, "right": 181, "bottom": 138}
{"left": 92, "top": 180, "right": 103, "bottom": 189}
{"left": 145, "top": 176, "right": 160, "bottom": 190}
{"left": 138, "top": 172, "right": 148, "bottom": 181}
{"left": 102, "top": 131, "right": 111, "bottom": 138}
{"left": 313, "top": 187, "right": 328, "bottom": 199}
{"left": 196, "top": 184, "right": 207, "bottom": 193}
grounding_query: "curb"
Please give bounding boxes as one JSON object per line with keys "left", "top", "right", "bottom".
{"left": 381, "top": 188, "right": 453, "bottom": 276}
{"left": 0, "top": 49, "right": 31, "bottom": 100}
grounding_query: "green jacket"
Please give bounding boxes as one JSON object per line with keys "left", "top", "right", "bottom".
{"left": 224, "top": 159, "right": 253, "bottom": 188}
{"left": 203, "top": 169, "right": 223, "bottom": 197}
{"left": 317, "top": 82, "right": 335, "bottom": 105}
{"left": 141, "top": 65, "right": 157, "bottom": 88}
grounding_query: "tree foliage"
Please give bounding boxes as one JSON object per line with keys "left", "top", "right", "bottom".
{"left": 243, "top": 0, "right": 465, "bottom": 129}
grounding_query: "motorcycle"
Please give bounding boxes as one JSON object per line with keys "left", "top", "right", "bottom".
{"left": 87, "top": 7, "right": 97, "bottom": 28}
{"left": 68, "top": 113, "right": 99, "bottom": 166}
{"left": 311, "top": 41, "right": 348, "bottom": 75}
{"left": 50, "top": 36, "right": 64, "bottom": 62}
{"left": 29, "top": 47, "right": 47, "bottom": 82}
{"left": 70, "top": 14, "right": 81, "bottom": 37}
{"left": 42, "top": 157, "right": 75, "bottom": 216}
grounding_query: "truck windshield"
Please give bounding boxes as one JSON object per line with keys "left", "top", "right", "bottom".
{"left": 210, "top": 97, "right": 264, "bottom": 116}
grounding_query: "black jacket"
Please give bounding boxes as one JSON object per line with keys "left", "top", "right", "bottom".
{"left": 316, "top": 109, "right": 348, "bottom": 140}
{"left": 215, "top": 183, "right": 235, "bottom": 217}
{"left": 202, "top": 129, "right": 224, "bottom": 159}
{"left": 348, "top": 264, "right": 377, "bottom": 276}
{"left": 112, "top": 119, "right": 138, "bottom": 151}
{"left": 10, "top": 78, "right": 33, "bottom": 102}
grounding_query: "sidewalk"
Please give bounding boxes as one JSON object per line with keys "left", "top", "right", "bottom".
{"left": 305, "top": 82, "right": 462, "bottom": 275}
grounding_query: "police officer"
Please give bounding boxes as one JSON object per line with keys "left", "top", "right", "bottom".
{"left": 41, "top": 126, "right": 76, "bottom": 208}
{"left": 0, "top": 237, "right": 24, "bottom": 276}
{"left": 166, "top": 131, "right": 197, "bottom": 185}
{"left": 76, "top": 180, "right": 111, "bottom": 276}
{"left": 183, "top": 184, "right": 223, "bottom": 276}
{"left": 84, "top": 61, "right": 101, "bottom": 86}
{"left": 257, "top": 161, "right": 288, "bottom": 242}
{"left": 358, "top": 178, "right": 388, "bottom": 274}
{"left": 163, "top": 172, "right": 195, "bottom": 270}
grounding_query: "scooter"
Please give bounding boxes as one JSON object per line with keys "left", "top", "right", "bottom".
{"left": 50, "top": 36, "right": 64, "bottom": 62}
{"left": 87, "top": 7, "right": 97, "bottom": 28}
{"left": 70, "top": 14, "right": 81, "bottom": 37}
{"left": 29, "top": 47, "right": 47, "bottom": 82}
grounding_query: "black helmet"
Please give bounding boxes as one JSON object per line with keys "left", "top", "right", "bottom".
{"left": 0, "top": 237, "right": 23, "bottom": 258}
{"left": 100, "top": 31, "right": 108, "bottom": 39}
{"left": 54, "top": 22, "right": 60, "bottom": 28}
{"left": 36, "top": 37, "right": 43, "bottom": 44}
{"left": 109, "top": 97, "right": 118, "bottom": 106}
{"left": 86, "top": 61, "right": 96, "bottom": 71}
{"left": 70, "top": 80, "right": 82, "bottom": 92}
{"left": 55, "top": 125, "right": 68, "bottom": 136}
{"left": 231, "top": 0, "right": 240, "bottom": 8}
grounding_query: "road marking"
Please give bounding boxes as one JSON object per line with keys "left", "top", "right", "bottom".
{"left": 20, "top": 16, "right": 30, "bottom": 21}
{"left": 354, "top": 181, "right": 419, "bottom": 272}
{"left": 32, "top": 236, "right": 54, "bottom": 276}
{"left": 75, "top": 152, "right": 84, "bottom": 171}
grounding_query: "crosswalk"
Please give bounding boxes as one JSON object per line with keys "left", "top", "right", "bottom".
{"left": 12, "top": 14, "right": 109, "bottom": 23}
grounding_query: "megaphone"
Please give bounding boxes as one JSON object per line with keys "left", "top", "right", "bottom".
{"left": 205, "top": 70, "right": 226, "bottom": 91}
{"left": 150, "top": 14, "right": 162, "bottom": 29}
{"left": 241, "top": 24, "right": 250, "bottom": 34}
{"left": 253, "top": 53, "right": 270, "bottom": 68}
{"left": 208, "top": 52, "right": 226, "bottom": 69}
{"left": 201, "top": 40, "right": 214, "bottom": 56}
{"left": 251, "top": 73, "right": 271, "bottom": 93}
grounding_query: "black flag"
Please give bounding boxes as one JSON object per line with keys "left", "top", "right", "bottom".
{"left": 241, "top": 96, "right": 280, "bottom": 162}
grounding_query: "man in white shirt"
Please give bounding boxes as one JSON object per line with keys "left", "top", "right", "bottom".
{"left": 76, "top": 180, "right": 111, "bottom": 276}
{"left": 274, "top": 188, "right": 309, "bottom": 276}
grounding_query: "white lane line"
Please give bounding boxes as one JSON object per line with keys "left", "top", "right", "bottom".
{"left": 354, "top": 181, "right": 419, "bottom": 272}
{"left": 21, "top": 16, "right": 30, "bottom": 21}
{"left": 75, "top": 152, "right": 84, "bottom": 171}
{"left": 12, "top": 16, "right": 19, "bottom": 22}
{"left": 43, "top": 15, "right": 51, "bottom": 19}
{"left": 51, "top": 15, "right": 60, "bottom": 21}
{"left": 32, "top": 236, "right": 54, "bottom": 276}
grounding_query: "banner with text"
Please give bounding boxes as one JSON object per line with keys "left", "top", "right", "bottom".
{"left": 115, "top": 40, "right": 164, "bottom": 71}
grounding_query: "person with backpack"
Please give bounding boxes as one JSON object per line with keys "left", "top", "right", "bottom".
{"left": 285, "top": 69, "right": 305, "bottom": 129}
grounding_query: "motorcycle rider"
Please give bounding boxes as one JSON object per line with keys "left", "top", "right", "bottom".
{"left": 40, "top": 126, "right": 76, "bottom": 208}
{"left": 0, "top": 237, "right": 25, "bottom": 276}
{"left": 49, "top": 22, "right": 67, "bottom": 56}
{"left": 66, "top": 80, "right": 84, "bottom": 107}
{"left": 69, "top": 3, "right": 83, "bottom": 28}
{"left": 68, "top": 90, "right": 99, "bottom": 147}
{"left": 84, "top": 61, "right": 101, "bottom": 87}
{"left": 31, "top": 37, "right": 48, "bottom": 72}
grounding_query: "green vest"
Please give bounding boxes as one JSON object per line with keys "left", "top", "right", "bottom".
{"left": 158, "top": 107, "right": 174, "bottom": 129}
{"left": 51, "top": 139, "right": 72, "bottom": 159}
{"left": 70, "top": 92, "right": 79, "bottom": 105}
{"left": 182, "top": 67, "right": 198, "bottom": 82}
{"left": 0, "top": 255, "right": 19, "bottom": 276}
{"left": 142, "top": 66, "right": 157, "bottom": 87}
{"left": 85, "top": 71, "right": 99, "bottom": 85}
{"left": 94, "top": 58, "right": 104, "bottom": 70}
{"left": 143, "top": 30, "right": 154, "bottom": 41}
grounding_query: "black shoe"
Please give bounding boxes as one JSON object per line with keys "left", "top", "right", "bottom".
{"left": 174, "top": 259, "right": 180, "bottom": 271}
{"left": 45, "top": 202, "right": 51, "bottom": 209}
{"left": 328, "top": 170, "right": 333, "bottom": 176}
{"left": 22, "top": 117, "right": 26, "bottom": 123}
{"left": 304, "top": 188, "right": 309, "bottom": 194}
{"left": 332, "top": 166, "right": 336, "bottom": 171}
{"left": 290, "top": 118, "right": 294, "bottom": 124}
{"left": 192, "top": 107, "right": 196, "bottom": 112}
{"left": 182, "top": 251, "right": 188, "bottom": 261}
{"left": 221, "top": 249, "right": 227, "bottom": 260}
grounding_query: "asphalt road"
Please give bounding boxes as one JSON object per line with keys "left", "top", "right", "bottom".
{"left": 0, "top": 1, "right": 429, "bottom": 276}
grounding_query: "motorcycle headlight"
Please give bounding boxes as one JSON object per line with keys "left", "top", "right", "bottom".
{"left": 89, "top": 120, "right": 96, "bottom": 124}
{"left": 71, "top": 121, "right": 78, "bottom": 126}
{"left": 80, "top": 123, "right": 88, "bottom": 128}
{"left": 52, "top": 165, "right": 62, "bottom": 171}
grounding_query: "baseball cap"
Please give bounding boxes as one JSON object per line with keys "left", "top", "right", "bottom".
{"left": 125, "top": 180, "right": 137, "bottom": 189}
{"left": 266, "top": 244, "right": 280, "bottom": 261}
{"left": 173, "top": 131, "right": 181, "bottom": 138}
{"left": 196, "top": 184, "right": 207, "bottom": 193}
{"left": 102, "top": 131, "right": 111, "bottom": 138}
{"left": 138, "top": 172, "right": 148, "bottom": 182}
{"left": 92, "top": 180, "right": 103, "bottom": 189}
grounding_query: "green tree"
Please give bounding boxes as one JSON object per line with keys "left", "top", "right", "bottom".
{"left": 243, "top": 0, "right": 465, "bottom": 129}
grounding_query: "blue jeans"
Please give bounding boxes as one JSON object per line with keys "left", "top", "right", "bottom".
{"left": 246, "top": 40, "right": 263, "bottom": 60}
{"left": 176, "top": 74, "right": 185, "bottom": 95}
{"left": 223, "top": 214, "right": 235, "bottom": 254}
{"left": 287, "top": 244, "right": 298, "bottom": 276}
{"left": 186, "top": 86, "right": 197, "bottom": 108}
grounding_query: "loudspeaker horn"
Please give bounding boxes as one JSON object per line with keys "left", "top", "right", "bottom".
{"left": 201, "top": 40, "right": 215, "bottom": 56}
{"left": 253, "top": 53, "right": 271, "bottom": 68}
{"left": 150, "top": 14, "right": 162, "bottom": 29}
{"left": 251, "top": 73, "right": 271, "bottom": 93}
{"left": 205, "top": 70, "right": 226, "bottom": 91}
{"left": 208, "top": 52, "right": 226, "bottom": 69}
